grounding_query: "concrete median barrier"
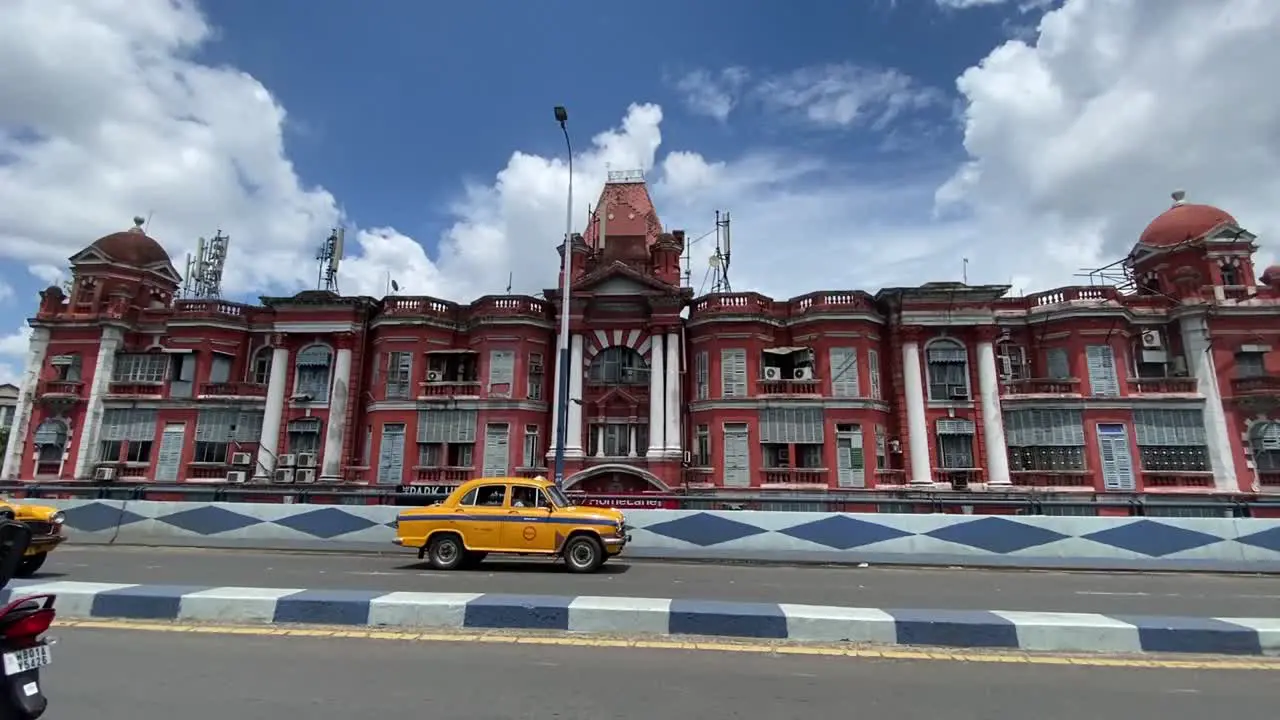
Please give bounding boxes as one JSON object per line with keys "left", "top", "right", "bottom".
{"left": 2, "top": 580, "right": 1277, "bottom": 656}
{"left": 34, "top": 498, "right": 1280, "bottom": 572}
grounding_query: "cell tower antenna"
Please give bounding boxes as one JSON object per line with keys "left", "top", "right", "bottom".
{"left": 316, "top": 227, "right": 344, "bottom": 293}
{"left": 709, "top": 210, "right": 732, "bottom": 293}
{"left": 181, "top": 229, "right": 230, "bottom": 299}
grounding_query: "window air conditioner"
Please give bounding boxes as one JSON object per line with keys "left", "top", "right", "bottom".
{"left": 1141, "top": 330, "right": 1164, "bottom": 349}
{"left": 949, "top": 388, "right": 970, "bottom": 400}
{"left": 274, "top": 468, "right": 294, "bottom": 484}
{"left": 278, "top": 454, "right": 297, "bottom": 467}
{"left": 763, "top": 366, "right": 782, "bottom": 380}
{"left": 793, "top": 367, "right": 814, "bottom": 381}
{"left": 295, "top": 468, "right": 317, "bottom": 484}
{"left": 296, "top": 453, "right": 317, "bottom": 468}
{"left": 93, "top": 466, "right": 116, "bottom": 481}
{"left": 226, "top": 471, "right": 248, "bottom": 484}
{"left": 427, "top": 371, "right": 443, "bottom": 382}
{"left": 230, "top": 452, "right": 252, "bottom": 466}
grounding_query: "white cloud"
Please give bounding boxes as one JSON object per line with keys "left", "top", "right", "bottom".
{"left": 0, "top": 280, "right": 12, "bottom": 303}
{"left": 26, "top": 265, "right": 65, "bottom": 287}
{"left": 673, "top": 68, "right": 750, "bottom": 123}
{"left": 0, "top": 325, "right": 30, "bottom": 386}
{"left": 939, "top": 0, "right": 1280, "bottom": 283}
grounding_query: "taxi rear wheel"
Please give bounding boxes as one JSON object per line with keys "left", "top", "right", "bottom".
{"left": 15, "top": 553, "right": 47, "bottom": 578}
{"left": 427, "top": 534, "right": 465, "bottom": 570}
{"left": 563, "top": 535, "right": 604, "bottom": 574}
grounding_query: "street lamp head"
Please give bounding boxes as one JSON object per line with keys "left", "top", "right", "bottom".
{"left": 554, "top": 106, "right": 568, "bottom": 124}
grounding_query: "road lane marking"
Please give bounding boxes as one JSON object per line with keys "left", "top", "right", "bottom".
{"left": 48, "top": 619, "right": 1280, "bottom": 671}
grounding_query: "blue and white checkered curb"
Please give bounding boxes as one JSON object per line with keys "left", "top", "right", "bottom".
{"left": 4, "top": 580, "right": 1278, "bottom": 656}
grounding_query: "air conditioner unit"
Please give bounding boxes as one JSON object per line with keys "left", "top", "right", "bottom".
{"left": 230, "top": 452, "right": 252, "bottom": 466}
{"left": 793, "top": 367, "right": 814, "bottom": 381}
{"left": 93, "top": 466, "right": 116, "bottom": 481}
{"left": 427, "top": 371, "right": 443, "bottom": 382}
{"left": 295, "top": 468, "right": 317, "bottom": 484}
{"left": 226, "top": 471, "right": 248, "bottom": 484}
{"left": 278, "top": 454, "right": 297, "bottom": 467}
{"left": 274, "top": 468, "right": 294, "bottom": 484}
{"left": 763, "top": 366, "right": 782, "bottom": 380}
{"left": 950, "top": 388, "right": 970, "bottom": 400}
{"left": 1141, "top": 329, "right": 1164, "bottom": 349}
{"left": 296, "top": 453, "right": 317, "bottom": 468}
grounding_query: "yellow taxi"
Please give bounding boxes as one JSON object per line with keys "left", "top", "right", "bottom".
{"left": 393, "top": 476, "right": 630, "bottom": 573}
{"left": 0, "top": 499, "right": 65, "bottom": 577}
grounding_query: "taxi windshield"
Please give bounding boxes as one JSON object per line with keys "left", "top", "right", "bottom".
{"left": 546, "top": 486, "right": 571, "bottom": 508}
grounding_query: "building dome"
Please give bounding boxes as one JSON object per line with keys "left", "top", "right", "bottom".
{"left": 1138, "top": 191, "right": 1236, "bottom": 248}
{"left": 89, "top": 217, "right": 171, "bottom": 266}
{"left": 1261, "top": 265, "right": 1280, "bottom": 286}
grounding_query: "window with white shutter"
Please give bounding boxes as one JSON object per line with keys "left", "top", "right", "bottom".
{"left": 1096, "top": 423, "right": 1136, "bottom": 490}
{"left": 487, "top": 350, "right": 515, "bottom": 397}
{"left": 868, "top": 349, "right": 881, "bottom": 399}
{"left": 722, "top": 423, "right": 750, "bottom": 487}
{"left": 481, "top": 423, "right": 511, "bottom": 477}
{"left": 98, "top": 408, "right": 157, "bottom": 464}
{"left": 1085, "top": 345, "right": 1120, "bottom": 397}
{"left": 193, "top": 409, "right": 264, "bottom": 464}
{"left": 835, "top": 424, "right": 865, "bottom": 488}
{"left": 294, "top": 345, "right": 333, "bottom": 402}
{"left": 376, "top": 424, "right": 406, "bottom": 484}
{"left": 935, "top": 418, "right": 975, "bottom": 468}
{"left": 416, "top": 410, "right": 478, "bottom": 467}
{"left": 829, "top": 347, "right": 859, "bottom": 397}
{"left": 694, "top": 351, "right": 709, "bottom": 400}
{"left": 1133, "top": 409, "right": 1209, "bottom": 472}
{"left": 720, "top": 349, "right": 747, "bottom": 397}
{"left": 385, "top": 351, "right": 413, "bottom": 399}
{"left": 209, "top": 353, "right": 233, "bottom": 385}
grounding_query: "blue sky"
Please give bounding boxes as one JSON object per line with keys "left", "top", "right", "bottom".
{"left": 3, "top": 0, "right": 1278, "bottom": 383}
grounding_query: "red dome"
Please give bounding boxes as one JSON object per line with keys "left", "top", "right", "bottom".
{"left": 1261, "top": 265, "right": 1280, "bottom": 286}
{"left": 89, "top": 218, "right": 170, "bottom": 266}
{"left": 1139, "top": 194, "right": 1236, "bottom": 248}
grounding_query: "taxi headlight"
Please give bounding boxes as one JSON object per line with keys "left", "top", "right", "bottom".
{"left": 51, "top": 511, "right": 66, "bottom": 525}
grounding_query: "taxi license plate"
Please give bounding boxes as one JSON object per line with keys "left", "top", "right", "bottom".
{"left": 3, "top": 645, "right": 51, "bottom": 676}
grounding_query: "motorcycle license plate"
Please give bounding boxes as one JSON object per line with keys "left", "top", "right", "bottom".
{"left": 2, "top": 645, "right": 50, "bottom": 676}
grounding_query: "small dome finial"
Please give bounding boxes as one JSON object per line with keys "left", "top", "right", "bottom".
{"left": 131, "top": 216, "right": 146, "bottom": 232}
{"left": 1171, "top": 190, "right": 1187, "bottom": 206}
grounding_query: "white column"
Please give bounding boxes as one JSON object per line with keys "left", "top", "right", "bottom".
{"left": 566, "top": 333, "right": 585, "bottom": 457}
{"left": 976, "top": 339, "right": 1011, "bottom": 485}
{"left": 73, "top": 326, "right": 123, "bottom": 479}
{"left": 664, "top": 331, "right": 681, "bottom": 456}
{"left": 902, "top": 340, "right": 932, "bottom": 485}
{"left": 1, "top": 327, "right": 51, "bottom": 481}
{"left": 647, "top": 333, "right": 666, "bottom": 458}
{"left": 628, "top": 425, "right": 637, "bottom": 457}
{"left": 1181, "top": 315, "right": 1237, "bottom": 491}
{"left": 254, "top": 346, "right": 291, "bottom": 480}
{"left": 546, "top": 331, "right": 565, "bottom": 459}
{"left": 593, "top": 425, "right": 604, "bottom": 458}
{"left": 320, "top": 346, "right": 353, "bottom": 480}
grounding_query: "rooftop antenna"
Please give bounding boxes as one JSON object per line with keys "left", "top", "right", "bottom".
{"left": 506, "top": 272, "right": 513, "bottom": 294}
{"left": 182, "top": 229, "right": 229, "bottom": 299}
{"left": 142, "top": 211, "right": 154, "bottom": 234}
{"left": 963, "top": 258, "right": 969, "bottom": 284}
{"left": 709, "top": 210, "right": 732, "bottom": 293}
{"left": 316, "top": 227, "right": 344, "bottom": 293}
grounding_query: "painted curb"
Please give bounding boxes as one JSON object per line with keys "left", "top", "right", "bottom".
{"left": 2, "top": 580, "right": 1277, "bottom": 656}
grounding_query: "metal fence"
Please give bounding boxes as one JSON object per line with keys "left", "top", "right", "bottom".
{"left": 1, "top": 481, "right": 1275, "bottom": 518}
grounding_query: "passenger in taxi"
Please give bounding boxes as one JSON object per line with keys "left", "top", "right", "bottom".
{"left": 511, "top": 486, "right": 545, "bottom": 508}
{"left": 478, "top": 486, "right": 506, "bottom": 506}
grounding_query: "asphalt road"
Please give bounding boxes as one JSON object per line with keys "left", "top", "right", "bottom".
{"left": 36, "top": 545, "right": 1280, "bottom": 616}
{"left": 44, "top": 626, "right": 1277, "bottom": 719}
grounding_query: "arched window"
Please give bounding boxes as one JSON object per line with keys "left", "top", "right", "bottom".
{"left": 925, "top": 338, "right": 970, "bottom": 401}
{"left": 587, "top": 347, "right": 649, "bottom": 385}
{"left": 1250, "top": 422, "right": 1280, "bottom": 472}
{"left": 293, "top": 345, "right": 333, "bottom": 402}
{"left": 32, "top": 419, "right": 68, "bottom": 476}
{"left": 250, "top": 346, "right": 273, "bottom": 385}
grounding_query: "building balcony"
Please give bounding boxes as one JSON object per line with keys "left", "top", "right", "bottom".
{"left": 106, "top": 382, "right": 165, "bottom": 397}
{"left": 932, "top": 467, "right": 984, "bottom": 487}
{"left": 418, "top": 381, "right": 482, "bottom": 399}
{"left": 1126, "top": 377, "right": 1198, "bottom": 394}
{"left": 761, "top": 468, "right": 829, "bottom": 485}
{"left": 757, "top": 379, "right": 822, "bottom": 396}
{"left": 1009, "top": 471, "right": 1092, "bottom": 488}
{"left": 1258, "top": 471, "right": 1280, "bottom": 489}
{"left": 1232, "top": 375, "right": 1280, "bottom": 396}
{"left": 170, "top": 299, "right": 255, "bottom": 320}
{"left": 1142, "top": 471, "right": 1215, "bottom": 489}
{"left": 37, "top": 380, "right": 85, "bottom": 399}
{"left": 413, "top": 467, "right": 473, "bottom": 484}
{"left": 1001, "top": 378, "right": 1081, "bottom": 395}
{"left": 199, "top": 382, "right": 267, "bottom": 398}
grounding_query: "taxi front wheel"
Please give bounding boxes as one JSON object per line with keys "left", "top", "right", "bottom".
{"left": 563, "top": 535, "right": 604, "bottom": 574}
{"left": 427, "top": 534, "right": 465, "bottom": 571}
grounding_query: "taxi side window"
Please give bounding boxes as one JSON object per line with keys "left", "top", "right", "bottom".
{"left": 511, "top": 486, "right": 546, "bottom": 508}
{"left": 460, "top": 485, "right": 507, "bottom": 507}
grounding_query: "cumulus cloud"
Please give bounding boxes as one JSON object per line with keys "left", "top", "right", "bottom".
{"left": 939, "top": 0, "right": 1280, "bottom": 279}
{"left": 673, "top": 68, "right": 750, "bottom": 123}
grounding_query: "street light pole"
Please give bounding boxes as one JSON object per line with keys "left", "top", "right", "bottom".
{"left": 552, "top": 106, "right": 573, "bottom": 488}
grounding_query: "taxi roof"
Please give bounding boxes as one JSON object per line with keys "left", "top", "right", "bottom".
{"left": 455, "top": 475, "right": 554, "bottom": 490}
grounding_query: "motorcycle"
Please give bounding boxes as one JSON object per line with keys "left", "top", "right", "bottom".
{"left": 0, "top": 519, "right": 54, "bottom": 719}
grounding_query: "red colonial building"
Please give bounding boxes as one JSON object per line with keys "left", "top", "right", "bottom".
{"left": 3, "top": 182, "right": 1280, "bottom": 499}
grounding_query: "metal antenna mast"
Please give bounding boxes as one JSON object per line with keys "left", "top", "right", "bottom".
{"left": 316, "top": 227, "right": 345, "bottom": 293}
{"left": 182, "top": 230, "right": 230, "bottom": 299}
{"left": 709, "top": 210, "right": 733, "bottom": 293}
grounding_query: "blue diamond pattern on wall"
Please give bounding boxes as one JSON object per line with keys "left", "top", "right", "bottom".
{"left": 780, "top": 516, "right": 914, "bottom": 550}
{"left": 926, "top": 517, "right": 1070, "bottom": 554}
{"left": 643, "top": 513, "right": 768, "bottom": 547}
{"left": 273, "top": 508, "right": 379, "bottom": 539}
{"left": 63, "top": 503, "right": 145, "bottom": 533}
{"left": 1083, "top": 520, "right": 1224, "bottom": 557}
{"left": 1236, "top": 526, "right": 1280, "bottom": 554}
{"left": 158, "top": 506, "right": 261, "bottom": 535}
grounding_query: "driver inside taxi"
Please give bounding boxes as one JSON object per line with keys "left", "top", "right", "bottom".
{"left": 511, "top": 486, "right": 542, "bottom": 508}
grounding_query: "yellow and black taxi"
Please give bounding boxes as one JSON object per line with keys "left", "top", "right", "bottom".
{"left": 0, "top": 500, "right": 65, "bottom": 577}
{"left": 393, "top": 476, "right": 630, "bottom": 573}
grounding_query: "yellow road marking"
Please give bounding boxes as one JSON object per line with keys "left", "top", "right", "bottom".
{"left": 49, "top": 618, "right": 1280, "bottom": 671}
